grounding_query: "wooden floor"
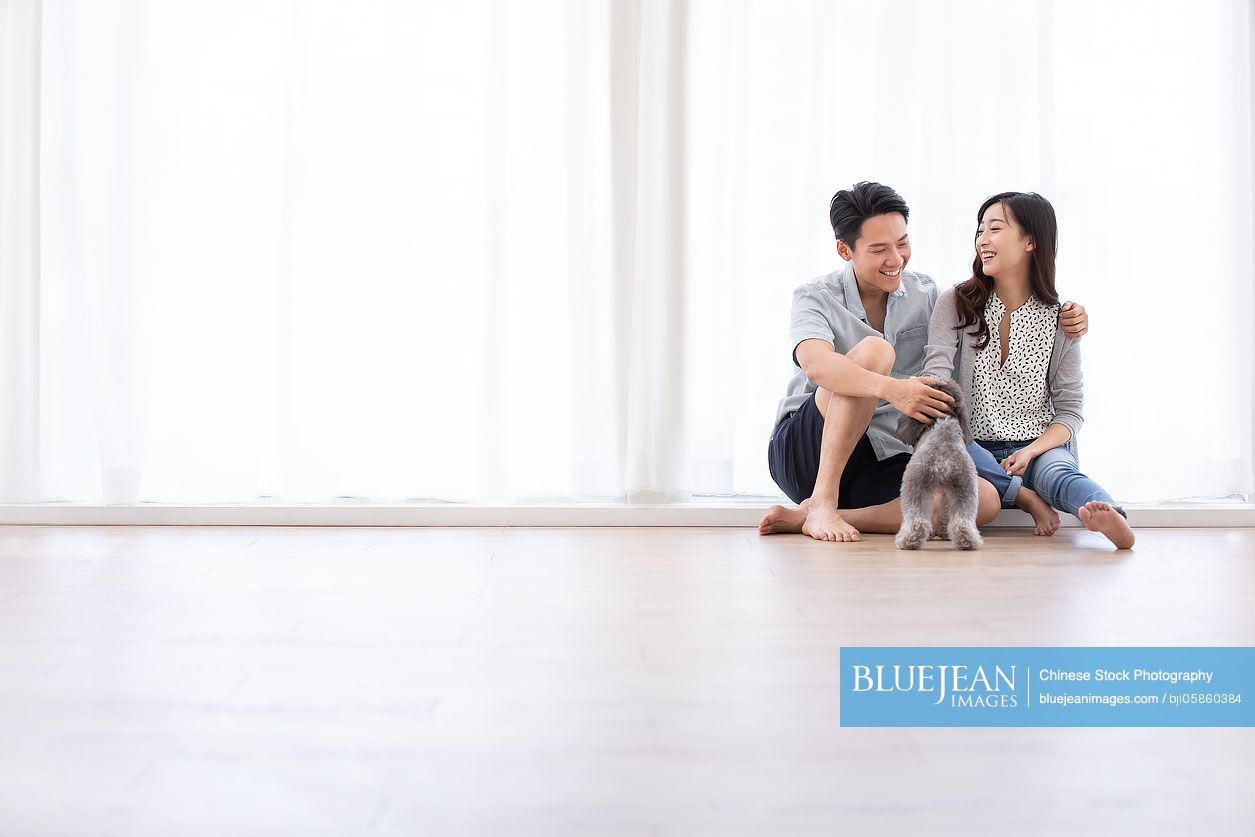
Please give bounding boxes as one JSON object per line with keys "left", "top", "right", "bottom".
{"left": 0, "top": 525, "right": 1252, "bottom": 836}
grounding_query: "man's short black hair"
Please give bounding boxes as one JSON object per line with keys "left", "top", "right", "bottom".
{"left": 829, "top": 181, "right": 910, "bottom": 248}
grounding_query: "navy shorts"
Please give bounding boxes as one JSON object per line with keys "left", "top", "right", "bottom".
{"left": 767, "top": 393, "right": 911, "bottom": 508}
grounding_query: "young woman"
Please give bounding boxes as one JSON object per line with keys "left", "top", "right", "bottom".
{"left": 922, "top": 192, "right": 1134, "bottom": 549}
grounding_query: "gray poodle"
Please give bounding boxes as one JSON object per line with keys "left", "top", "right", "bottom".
{"left": 895, "top": 379, "right": 983, "bottom": 550}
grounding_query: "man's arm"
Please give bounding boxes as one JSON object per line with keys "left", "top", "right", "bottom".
{"left": 795, "top": 338, "right": 953, "bottom": 422}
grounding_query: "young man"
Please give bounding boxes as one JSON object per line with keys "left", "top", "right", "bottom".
{"left": 759, "top": 182, "right": 1088, "bottom": 542}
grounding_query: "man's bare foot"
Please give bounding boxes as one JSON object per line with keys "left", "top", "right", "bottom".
{"left": 802, "top": 503, "right": 860, "bottom": 542}
{"left": 1015, "top": 486, "right": 1060, "bottom": 536}
{"left": 1078, "top": 501, "right": 1135, "bottom": 549}
{"left": 759, "top": 498, "right": 809, "bottom": 535}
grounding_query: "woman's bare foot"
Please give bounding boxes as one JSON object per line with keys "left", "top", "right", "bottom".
{"left": 1078, "top": 501, "right": 1135, "bottom": 549}
{"left": 759, "top": 498, "right": 809, "bottom": 535}
{"left": 1015, "top": 486, "right": 1060, "bottom": 536}
{"left": 802, "top": 502, "right": 860, "bottom": 542}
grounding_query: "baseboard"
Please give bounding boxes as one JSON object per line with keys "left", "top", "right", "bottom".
{"left": 0, "top": 503, "right": 1252, "bottom": 527}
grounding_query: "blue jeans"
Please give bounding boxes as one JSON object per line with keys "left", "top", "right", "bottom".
{"left": 967, "top": 440, "right": 1124, "bottom": 518}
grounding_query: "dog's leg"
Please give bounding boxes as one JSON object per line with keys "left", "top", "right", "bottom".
{"left": 895, "top": 473, "right": 934, "bottom": 550}
{"left": 947, "top": 475, "right": 983, "bottom": 551}
{"left": 896, "top": 515, "right": 931, "bottom": 550}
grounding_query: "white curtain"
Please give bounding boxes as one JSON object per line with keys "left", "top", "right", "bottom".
{"left": 3, "top": 0, "right": 1252, "bottom": 505}
{"left": 0, "top": 0, "right": 41, "bottom": 503}
{"left": 35, "top": 0, "right": 625, "bottom": 503}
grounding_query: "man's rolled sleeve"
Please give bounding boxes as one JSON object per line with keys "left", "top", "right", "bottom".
{"left": 788, "top": 286, "right": 837, "bottom": 366}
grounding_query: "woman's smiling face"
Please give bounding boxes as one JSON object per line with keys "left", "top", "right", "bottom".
{"left": 976, "top": 202, "right": 1034, "bottom": 278}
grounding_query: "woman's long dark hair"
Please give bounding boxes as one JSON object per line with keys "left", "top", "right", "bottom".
{"left": 953, "top": 191, "right": 1059, "bottom": 351}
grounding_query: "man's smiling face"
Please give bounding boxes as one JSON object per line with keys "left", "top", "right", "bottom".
{"left": 837, "top": 212, "right": 911, "bottom": 294}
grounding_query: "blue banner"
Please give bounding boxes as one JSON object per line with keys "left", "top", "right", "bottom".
{"left": 839, "top": 647, "right": 1255, "bottom": 727}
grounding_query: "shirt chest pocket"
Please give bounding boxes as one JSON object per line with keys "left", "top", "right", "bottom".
{"left": 892, "top": 326, "right": 927, "bottom": 376}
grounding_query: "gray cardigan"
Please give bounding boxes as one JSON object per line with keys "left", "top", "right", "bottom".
{"left": 922, "top": 287, "right": 1083, "bottom": 449}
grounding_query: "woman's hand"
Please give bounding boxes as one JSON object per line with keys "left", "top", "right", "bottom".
{"left": 1004, "top": 426, "right": 1071, "bottom": 477}
{"left": 1000, "top": 447, "right": 1038, "bottom": 476}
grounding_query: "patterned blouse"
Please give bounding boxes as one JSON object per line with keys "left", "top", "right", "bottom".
{"left": 969, "top": 293, "right": 1060, "bottom": 441}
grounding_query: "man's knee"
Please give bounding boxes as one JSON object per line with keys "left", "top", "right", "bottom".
{"left": 849, "top": 336, "right": 895, "bottom": 375}
{"left": 976, "top": 479, "right": 1000, "bottom": 525}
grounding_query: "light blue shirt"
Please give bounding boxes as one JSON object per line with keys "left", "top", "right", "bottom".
{"left": 775, "top": 262, "right": 940, "bottom": 460}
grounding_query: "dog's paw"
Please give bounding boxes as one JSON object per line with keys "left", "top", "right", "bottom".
{"left": 950, "top": 522, "right": 983, "bottom": 550}
{"left": 896, "top": 520, "right": 932, "bottom": 550}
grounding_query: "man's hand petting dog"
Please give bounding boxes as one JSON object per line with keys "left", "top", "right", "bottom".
{"left": 883, "top": 376, "right": 954, "bottom": 423}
